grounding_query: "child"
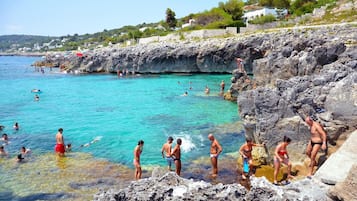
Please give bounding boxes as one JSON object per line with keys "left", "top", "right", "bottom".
{"left": 66, "top": 143, "right": 72, "bottom": 152}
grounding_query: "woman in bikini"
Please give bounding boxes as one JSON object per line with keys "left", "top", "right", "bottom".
{"left": 273, "top": 136, "right": 294, "bottom": 185}
{"left": 133, "top": 140, "right": 144, "bottom": 180}
{"left": 239, "top": 138, "right": 264, "bottom": 179}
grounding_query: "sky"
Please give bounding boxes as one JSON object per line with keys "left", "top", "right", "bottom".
{"left": 0, "top": 0, "right": 225, "bottom": 36}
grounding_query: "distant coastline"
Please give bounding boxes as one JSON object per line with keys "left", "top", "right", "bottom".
{"left": 0, "top": 52, "right": 46, "bottom": 57}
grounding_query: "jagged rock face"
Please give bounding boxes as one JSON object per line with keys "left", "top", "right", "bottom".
{"left": 38, "top": 35, "right": 264, "bottom": 74}
{"left": 238, "top": 25, "right": 356, "bottom": 154}
{"left": 93, "top": 171, "right": 330, "bottom": 201}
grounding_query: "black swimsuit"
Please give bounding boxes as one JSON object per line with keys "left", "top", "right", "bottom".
{"left": 311, "top": 141, "right": 323, "bottom": 147}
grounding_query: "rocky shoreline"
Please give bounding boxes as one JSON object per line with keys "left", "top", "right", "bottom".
{"left": 36, "top": 23, "right": 356, "bottom": 153}
{"left": 33, "top": 24, "right": 357, "bottom": 200}
{"left": 0, "top": 52, "right": 46, "bottom": 57}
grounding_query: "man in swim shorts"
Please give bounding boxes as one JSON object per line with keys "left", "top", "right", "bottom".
{"left": 305, "top": 116, "right": 327, "bottom": 177}
{"left": 239, "top": 137, "right": 265, "bottom": 179}
{"left": 161, "top": 136, "right": 174, "bottom": 171}
{"left": 55, "top": 128, "right": 65, "bottom": 157}
{"left": 171, "top": 138, "right": 182, "bottom": 176}
{"left": 134, "top": 140, "right": 144, "bottom": 180}
{"left": 208, "top": 133, "right": 222, "bottom": 177}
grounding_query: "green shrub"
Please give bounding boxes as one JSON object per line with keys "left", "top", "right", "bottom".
{"left": 249, "top": 14, "right": 276, "bottom": 24}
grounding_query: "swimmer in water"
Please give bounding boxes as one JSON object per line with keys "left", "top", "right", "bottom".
{"left": 1, "top": 133, "right": 9, "bottom": 144}
{"left": 13, "top": 122, "right": 19, "bottom": 130}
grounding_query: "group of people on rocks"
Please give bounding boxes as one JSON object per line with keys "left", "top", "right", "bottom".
{"left": 132, "top": 115, "right": 328, "bottom": 186}
{"left": 239, "top": 115, "right": 327, "bottom": 185}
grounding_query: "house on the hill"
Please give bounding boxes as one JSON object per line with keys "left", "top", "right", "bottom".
{"left": 181, "top": 19, "right": 196, "bottom": 29}
{"left": 243, "top": 7, "right": 288, "bottom": 24}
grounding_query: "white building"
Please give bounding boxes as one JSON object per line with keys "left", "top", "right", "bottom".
{"left": 182, "top": 19, "right": 196, "bottom": 29}
{"left": 139, "top": 27, "right": 149, "bottom": 32}
{"left": 243, "top": 7, "right": 287, "bottom": 23}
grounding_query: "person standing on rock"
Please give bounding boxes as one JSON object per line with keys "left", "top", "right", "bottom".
{"left": 208, "top": 134, "right": 222, "bottom": 178}
{"left": 236, "top": 58, "right": 246, "bottom": 75}
{"left": 239, "top": 138, "right": 265, "bottom": 180}
{"left": 134, "top": 140, "right": 144, "bottom": 180}
{"left": 273, "top": 136, "right": 294, "bottom": 185}
{"left": 171, "top": 138, "right": 182, "bottom": 176}
{"left": 161, "top": 136, "right": 174, "bottom": 171}
{"left": 305, "top": 116, "right": 327, "bottom": 177}
{"left": 220, "top": 80, "right": 225, "bottom": 96}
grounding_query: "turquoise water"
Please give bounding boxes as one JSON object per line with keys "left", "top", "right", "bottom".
{"left": 0, "top": 56, "right": 246, "bottom": 199}
{"left": 0, "top": 56, "right": 244, "bottom": 166}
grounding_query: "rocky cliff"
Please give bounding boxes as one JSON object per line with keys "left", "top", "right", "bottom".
{"left": 38, "top": 23, "right": 357, "bottom": 157}
{"left": 36, "top": 24, "right": 357, "bottom": 201}
{"left": 35, "top": 32, "right": 265, "bottom": 74}
{"left": 236, "top": 24, "right": 357, "bottom": 158}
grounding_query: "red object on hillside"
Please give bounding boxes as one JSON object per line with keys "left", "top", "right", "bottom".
{"left": 76, "top": 52, "right": 83, "bottom": 57}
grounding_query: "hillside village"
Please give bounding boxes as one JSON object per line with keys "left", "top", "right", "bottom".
{"left": 0, "top": 0, "right": 356, "bottom": 54}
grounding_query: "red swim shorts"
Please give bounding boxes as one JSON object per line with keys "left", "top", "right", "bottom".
{"left": 55, "top": 144, "right": 65, "bottom": 154}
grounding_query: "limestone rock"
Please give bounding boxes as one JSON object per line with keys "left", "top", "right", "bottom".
{"left": 328, "top": 164, "right": 357, "bottom": 201}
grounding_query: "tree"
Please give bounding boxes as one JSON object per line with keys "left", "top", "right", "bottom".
{"left": 273, "top": 0, "right": 290, "bottom": 8}
{"left": 259, "top": 0, "right": 274, "bottom": 7}
{"left": 166, "top": 8, "right": 177, "bottom": 28}
{"left": 218, "top": 0, "right": 244, "bottom": 21}
{"left": 245, "top": 0, "right": 259, "bottom": 5}
{"left": 259, "top": 0, "right": 290, "bottom": 9}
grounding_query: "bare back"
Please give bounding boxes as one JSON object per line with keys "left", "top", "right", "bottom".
{"left": 56, "top": 132, "right": 64, "bottom": 144}
{"left": 162, "top": 143, "right": 172, "bottom": 157}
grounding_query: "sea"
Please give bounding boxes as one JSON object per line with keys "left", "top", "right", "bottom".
{"left": 0, "top": 56, "right": 245, "bottom": 200}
